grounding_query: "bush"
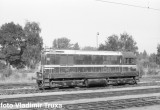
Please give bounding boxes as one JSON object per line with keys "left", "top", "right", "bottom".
{"left": 136, "top": 63, "right": 145, "bottom": 77}
{"left": 0, "top": 62, "right": 6, "bottom": 69}
{"left": 147, "top": 69, "right": 159, "bottom": 75}
{"left": 0, "top": 68, "right": 12, "bottom": 77}
{"left": 0, "top": 68, "right": 36, "bottom": 83}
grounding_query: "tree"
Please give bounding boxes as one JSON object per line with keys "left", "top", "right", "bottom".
{"left": 149, "top": 53, "right": 157, "bottom": 68}
{"left": 119, "top": 33, "right": 138, "bottom": 53}
{"left": 22, "top": 21, "right": 43, "bottom": 69}
{"left": 157, "top": 44, "right": 160, "bottom": 65}
{"left": 0, "top": 21, "right": 43, "bottom": 69}
{"left": 149, "top": 53, "right": 157, "bottom": 63}
{"left": 73, "top": 42, "right": 80, "bottom": 50}
{"left": 52, "top": 37, "right": 73, "bottom": 49}
{"left": 98, "top": 32, "right": 138, "bottom": 53}
{"left": 0, "top": 22, "right": 25, "bottom": 68}
{"left": 99, "top": 35, "right": 119, "bottom": 51}
{"left": 137, "top": 52, "right": 143, "bottom": 60}
{"left": 142, "top": 50, "right": 148, "bottom": 59}
{"left": 82, "top": 46, "right": 97, "bottom": 51}
{"left": 139, "top": 50, "right": 149, "bottom": 68}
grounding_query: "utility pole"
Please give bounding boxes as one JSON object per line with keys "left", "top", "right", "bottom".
{"left": 97, "top": 32, "right": 99, "bottom": 49}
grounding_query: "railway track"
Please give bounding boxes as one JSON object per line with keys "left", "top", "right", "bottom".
{"left": 0, "top": 85, "right": 160, "bottom": 110}
{"left": 2, "top": 93, "right": 160, "bottom": 110}
{"left": 1, "top": 81, "right": 160, "bottom": 95}
{"left": 24, "top": 97, "right": 160, "bottom": 110}
{"left": 1, "top": 86, "right": 160, "bottom": 104}
{"left": 63, "top": 96, "right": 160, "bottom": 110}
{"left": 0, "top": 81, "right": 160, "bottom": 110}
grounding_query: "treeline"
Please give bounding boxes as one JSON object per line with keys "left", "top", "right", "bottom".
{"left": 51, "top": 34, "right": 160, "bottom": 76}
{"left": 52, "top": 37, "right": 97, "bottom": 50}
{"left": 0, "top": 21, "right": 160, "bottom": 76}
{"left": 52, "top": 33, "right": 138, "bottom": 53}
{"left": 0, "top": 21, "right": 43, "bottom": 70}
{"left": 137, "top": 48, "right": 160, "bottom": 75}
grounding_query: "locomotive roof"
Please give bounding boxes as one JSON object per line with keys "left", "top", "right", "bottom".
{"left": 43, "top": 49, "right": 136, "bottom": 57}
{"left": 44, "top": 49, "right": 122, "bottom": 56}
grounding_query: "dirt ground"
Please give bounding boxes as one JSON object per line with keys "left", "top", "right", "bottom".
{"left": 140, "top": 75, "right": 160, "bottom": 82}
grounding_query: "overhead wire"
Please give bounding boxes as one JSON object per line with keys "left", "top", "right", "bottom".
{"left": 96, "top": 0, "right": 160, "bottom": 12}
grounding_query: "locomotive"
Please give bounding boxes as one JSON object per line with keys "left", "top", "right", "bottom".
{"left": 36, "top": 48, "right": 139, "bottom": 89}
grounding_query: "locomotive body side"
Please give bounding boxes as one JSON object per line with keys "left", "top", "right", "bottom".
{"left": 36, "top": 49, "right": 139, "bottom": 89}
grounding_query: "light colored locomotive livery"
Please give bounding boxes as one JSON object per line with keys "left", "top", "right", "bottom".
{"left": 36, "top": 48, "right": 139, "bottom": 89}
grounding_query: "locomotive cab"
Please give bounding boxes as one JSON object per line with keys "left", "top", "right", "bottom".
{"left": 121, "top": 52, "right": 139, "bottom": 84}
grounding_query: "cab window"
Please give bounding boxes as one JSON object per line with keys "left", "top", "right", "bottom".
{"left": 124, "top": 58, "right": 135, "bottom": 65}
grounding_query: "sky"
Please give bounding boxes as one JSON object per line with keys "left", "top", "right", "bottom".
{"left": 0, "top": 0, "right": 160, "bottom": 54}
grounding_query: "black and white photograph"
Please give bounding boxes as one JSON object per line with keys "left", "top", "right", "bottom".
{"left": 0, "top": 0, "right": 160, "bottom": 110}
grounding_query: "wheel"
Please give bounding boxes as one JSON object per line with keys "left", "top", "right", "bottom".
{"left": 105, "top": 78, "right": 109, "bottom": 86}
{"left": 37, "top": 80, "right": 44, "bottom": 90}
{"left": 49, "top": 80, "right": 58, "bottom": 88}
{"left": 133, "top": 79, "right": 137, "bottom": 85}
{"left": 133, "top": 77, "right": 137, "bottom": 85}
{"left": 84, "top": 79, "right": 89, "bottom": 87}
{"left": 130, "top": 78, "right": 137, "bottom": 85}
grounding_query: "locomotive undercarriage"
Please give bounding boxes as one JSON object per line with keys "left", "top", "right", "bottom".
{"left": 37, "top": 76, "right": 138, "bottom": 90}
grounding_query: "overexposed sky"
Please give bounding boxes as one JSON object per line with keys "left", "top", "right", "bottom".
{"left": 0, "top": 0, "right": 160, "bottom": 54}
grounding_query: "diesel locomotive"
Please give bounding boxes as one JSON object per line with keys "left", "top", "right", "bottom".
{"left": 36, "top": 48, "right": 139, "bottom": 89}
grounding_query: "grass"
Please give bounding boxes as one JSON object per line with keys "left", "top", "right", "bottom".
{"left": 0, "top": 69, "right": 37, "bottom": 84}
